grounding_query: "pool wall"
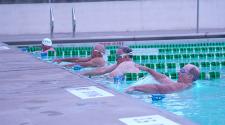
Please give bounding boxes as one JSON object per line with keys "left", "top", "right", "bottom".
{"left": 1, "top": 0, "right": 225, "bottom": 35}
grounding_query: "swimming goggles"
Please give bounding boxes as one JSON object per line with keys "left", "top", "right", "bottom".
{"left": 116, "top": 52, "right": 133, "bottom": 59}
{"left": 93, "top": 49, "right": 105, "bottom": 55}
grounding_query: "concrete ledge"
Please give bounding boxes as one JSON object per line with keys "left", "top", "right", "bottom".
{"left": 3, "top": 31, "right": 225, "bottom": 45}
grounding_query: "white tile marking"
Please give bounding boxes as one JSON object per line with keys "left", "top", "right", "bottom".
{"left": 119, "top": 115, "right": 180, "bottom": 125}
{"left": 0, "top": 46, "right": 10, "bottom": 50}
{"left": 66, "top": 86, "right": 114, "bottom": 99}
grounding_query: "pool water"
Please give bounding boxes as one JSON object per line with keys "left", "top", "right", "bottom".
{"left": 132, "top": 78, "right": 225, "bottom": 125}
{"left": 90, "top": 74, "right": 225, "bottom": 125}
{"left": 162, "top": 79, "right": 225, "bottom": 125}
{"left": 20, "top": 39, "right": 225, "bottom": 125}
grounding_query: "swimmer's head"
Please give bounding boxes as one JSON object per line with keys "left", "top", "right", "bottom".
{"left": 42, "top": 38, "right": 52, "bottom": 47}
{"left": 178, "top": 64, "right": 200, "bottom": 83}
{"left": 116, "top": 46, "right": 133, "bottom": 63}
{"left": 95, "top": 44, "right": 105, "bottom": 54}
{"left": 92, "top": 44, "right": 105, "bottom": 57}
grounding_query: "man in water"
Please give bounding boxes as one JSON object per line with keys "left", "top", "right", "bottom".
{"left": 41, "top": 38, "right": 55, "bottom": 52}
{"left": 82, "top": 46, "right": 139, "bottom": 77}
{"left": 126, "top": 64, "right": 200, "bottom": 94}
{"left": 53, "top": 44, "right": 106, "bottom": 68}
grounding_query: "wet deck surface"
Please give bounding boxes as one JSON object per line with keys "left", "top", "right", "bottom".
{"left": 0, "top": 39, "right": 199, "bottom": 125}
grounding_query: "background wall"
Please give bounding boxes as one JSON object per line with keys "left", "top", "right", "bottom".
{"left": 0, "top": 0, "right": 225, "bottom": 35}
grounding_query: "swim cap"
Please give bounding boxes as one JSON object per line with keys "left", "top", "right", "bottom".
{"left": 42, "top": 38, "right": 52, "bottom": 46}
{"left": 94, "top": 44, "right": 105, "bottom": 54}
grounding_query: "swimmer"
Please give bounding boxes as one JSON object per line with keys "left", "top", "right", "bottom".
{"left": 81, "top": 46, "right": 139, "bottom": 77}
{"left": 41, "top": 38, "right": 55, "bottom": 52}
{"left": 125, "top": 64, "right": 200, "bottom": 94}
{"left": 53, "top": 43, "right": 106, "bottom": 68}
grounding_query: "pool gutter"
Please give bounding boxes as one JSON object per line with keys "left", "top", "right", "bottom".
{"left": 3, "top": 32, "right": 225, "bottom": 45}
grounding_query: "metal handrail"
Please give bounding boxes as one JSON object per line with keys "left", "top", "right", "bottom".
{"left": 196, "top": 0, "right": 199, "bottom": 33}
{"left": 50, "top": 7, "right": 54, "bottom": 38}
{"left": 72, "top": 8, "right": 76, "bottom": 37}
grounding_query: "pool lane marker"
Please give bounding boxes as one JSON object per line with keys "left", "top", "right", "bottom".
{"left": 66, "top": 86, "right": 114, "bottom": 99}
{"left": 133, "top": 48, "right": 158, "bottom": 55}
{"left": 119, "top": 115, "right": 180, "bottom": 125}
{"left": 0, "top": 46, "right": 10, "bottom": 50}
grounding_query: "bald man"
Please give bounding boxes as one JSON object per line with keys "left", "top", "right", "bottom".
{"left": 53, "top": 44, "right": 106, "bottom": 68}
{"left": 126, "top": 64, "right": 200, "bottom": 94}
{"left": 82, "top": 46, "right": 139, "bottom": 77}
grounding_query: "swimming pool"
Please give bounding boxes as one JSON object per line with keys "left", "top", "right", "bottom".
{"left": 20, "top": 38, "right": 225, "bottom": 125}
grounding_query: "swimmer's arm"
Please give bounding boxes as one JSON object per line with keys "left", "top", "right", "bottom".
{"left": 82, "top": 64, "right": 117, "bottom": 76}
{"left": 53, "top": 57, "right": 91, "bottom": 63}
{"left": 75, "top": 57, "right": 92, "bottom": 62}
{"left": 127, "top": 83, "right": 181, "bottom": 94}
{"left": 126, "top": 84, "right": 160, "bottom": 94}
{"left": 74, "top": 59, "right": 102, "bottom": 67}
{"left": 136, "top": 64, "right": 173, "bottom": 84}
{"left": 76, "top": 58, "right": 105, "bottom": 67}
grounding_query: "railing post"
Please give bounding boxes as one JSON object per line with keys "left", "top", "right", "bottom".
{"left": 196, "top": 0, "right": 199, "bottom": 33}
{"left": 72, "top": 8, "right": 76, "bottom": 37}
{"left": 50, "top": 7, "right": 54, "bottom": 38}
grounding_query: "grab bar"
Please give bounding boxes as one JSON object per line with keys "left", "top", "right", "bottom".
{"left": 50, "top": 7, "right": 54, "bottom": 38}
{"left": 196, "top": 0, "right": 199, "bottom": 33}
{"left": 72, "top": 8, "right": 76, "bottom": 37}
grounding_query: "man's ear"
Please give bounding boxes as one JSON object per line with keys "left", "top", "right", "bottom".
{"left": 189, "top": 68, "right": 196, "bottom": 81}
{"left": 190, "top": 74, "right": 194, "bottom": 81}
{"left": 125, "top": 55, "right": 130, "bottom": 59}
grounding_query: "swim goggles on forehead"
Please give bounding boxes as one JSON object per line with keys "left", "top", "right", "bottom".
{"left": 116, "top": 52, "right": 133, "bottom": 59}
{"left": 93, "top": 49, "right": 105, "bottom": 55}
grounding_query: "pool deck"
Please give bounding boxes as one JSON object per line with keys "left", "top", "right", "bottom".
{"left": 0, "top": 32, "right": 199, "bottom": 125}
{"left": 2, "top": 29, "right": 225, "bottom": 45}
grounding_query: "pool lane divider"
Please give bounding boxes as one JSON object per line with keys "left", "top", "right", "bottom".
{"left": 108, "top": 53, "right": 225, "bottom": 62}
{"left": 158, "top": 47, "right": 225, "bottom": 54}
{"left": 125, "top": 71, "right": 222, "bottom": 81}
{"left": 23, "top": 45, "right": 224, "bottom": 81}
{"left": 129, "top": 42, "right": 225, "bottom": 49}
{"left": 142, "top": 61, "right": 225, "bottom": 69}
{"left": 24, "top": 42, "right": 225, "bottom": 53}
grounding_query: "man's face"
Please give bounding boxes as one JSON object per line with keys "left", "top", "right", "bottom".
{"left": 92, "top": 49, "right": 99, "bottom": 57}
{"left": 116, "top": 49, "right": 126, "bottom": 63}
{"left": 91, "top": 45, "right": 105, "bottom": 57}
{"left": 92, "top": 48, "right": 104, "bottom": 57}
{"left": 42, "top": 44, "right": 51, "bottom": 51}
{"left": 178, "top": 66, "right": 193, "bottom": 82}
